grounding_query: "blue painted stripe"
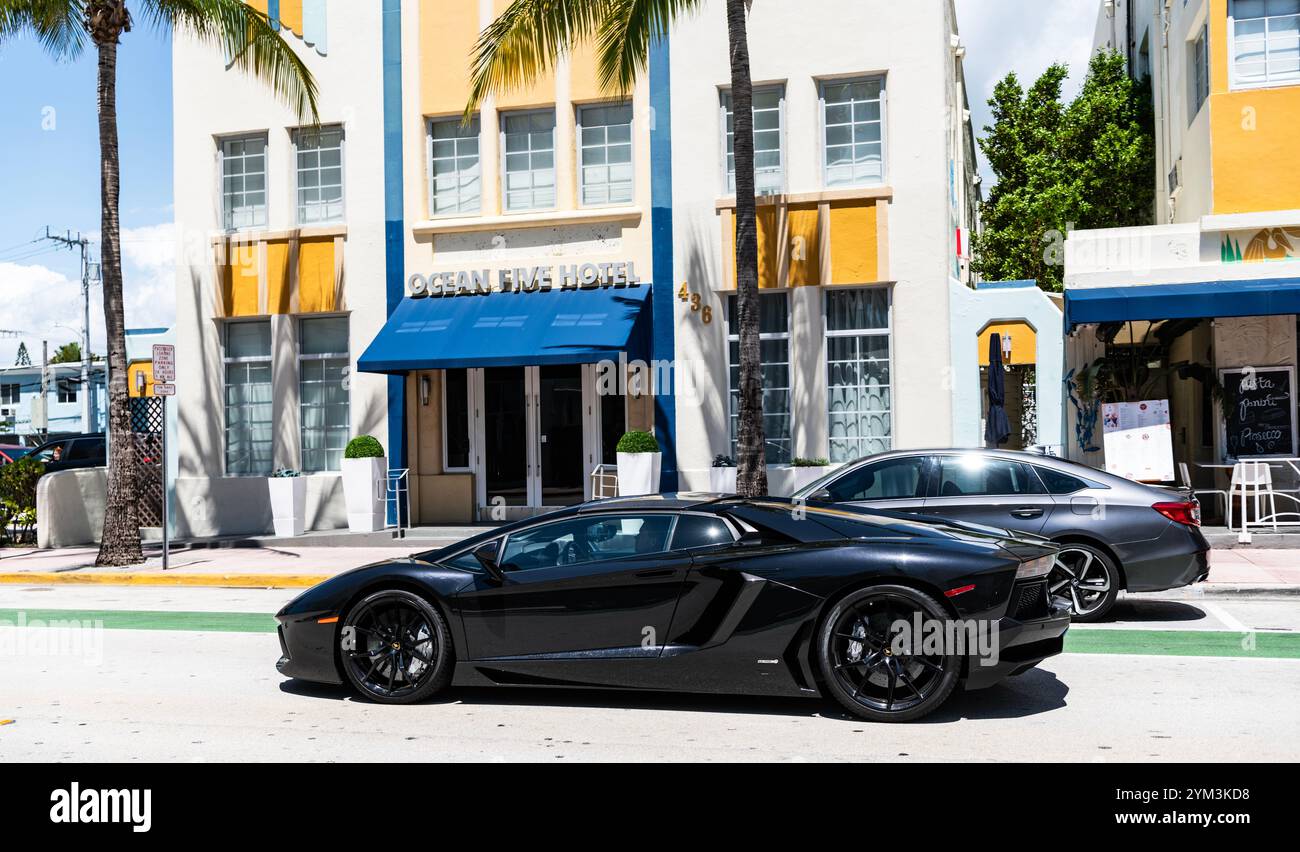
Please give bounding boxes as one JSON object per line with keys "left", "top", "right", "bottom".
{"left": 381, "top": 0, "right": 406, "bottom": 522}
{"left": 649, "top": 33, "right": 677, "bottom": 491}
{"left": 268, "top": 0, "right": 281, "bottom": 31}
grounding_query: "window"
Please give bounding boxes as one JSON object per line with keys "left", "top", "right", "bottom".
{"left": 499, "top": 514, "right": 675, "bottom": 571}
{"left": 501, "top": 110, "right": 556, "bottom": 211}
{"left": 438, "top": 538, "right": 498, "bottom": 573}
{"left": 298, "top": 317, "right": 350, "bottom": 473}
{"left": 1191, "top": 25, "right": 1210, "bottom": 116}
{"left": 0, "top": 384, "right": 18, "bottom": 405}
{"left": 821, "top": 77, "right": 885, "bottom": 186}
{"left": 934, "top": 456, "right": 1043, "bottom": 497}
{"left": 220, "top": 134, "right": 268, "bottom": 230}
{"left": 726, "top": 292, "right": 791, "bottom": 464}
{"left": 29, "top": 441, "right": 69, "bottom": 463}
{"left": 823, "top": 456, "right": 926, "bottom": 502}
{"left": 578, "top": 103, "right": 633, "bottom": 205}
{"left": 444, "top": 368, "right": 471, "bottom": 470}
{"left": 826, "top": 288, "right": 892, "bottom": 462}
{"left": 429, "top": 116, "right": 481, "bottom": 216}
{"left": 57, "top": 379, "right": 77, "bottom": 404}
{"left": 1230, "top": 0, "right": 1300, "bottom": 86}
{"left": 1034, "top": 466, "right": 1089, "bottom": 495}
{"left": 224, "top": 320, "right": 273, "bottom": 476}
{"left": 722, "top": 87, "right": 784, "bottom": 194}
{"left": 670, "top": 515, "right": 734, "bottom": 550}
{"left": 66, "top": 437, "right": 105, "bottom": 462}
{"left": 294, "top": 126, "right": 344, "bottom": 224}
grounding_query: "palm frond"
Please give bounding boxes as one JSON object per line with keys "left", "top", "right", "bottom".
{"left": 466, "top": 0, "right": 605, "bottom": 121}
{"left": 0, "top": 0, "right": 87, "bottom": 60}
{"left": 596, "top": 0, "right": 698, "bottom": 95}
{"left": 145, "top": 0, "right": 318, "bottom": 123}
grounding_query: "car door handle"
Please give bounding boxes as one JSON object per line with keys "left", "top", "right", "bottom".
{"left": 1010, "top": 507, "right": 1044, "bottom": 519}
{"left": 635, "top": 568, "right": 677, "bottom": 579}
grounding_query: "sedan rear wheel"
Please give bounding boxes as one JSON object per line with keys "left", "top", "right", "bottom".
{"left": 340, "top": 590, "right": 453, "bottom": 704}
{"left": 817, "top": 585, "right": 960, "bottom": 723}
{"left": 1049, "top": 544, "right": 1119, "bottom": 622}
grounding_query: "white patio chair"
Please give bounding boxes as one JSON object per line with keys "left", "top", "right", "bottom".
{"left": 1229, "top": 461, "right": 1277, "bottom": 532}
{"left": 1178, "top": 462, "right": 1226, "bottom": 522}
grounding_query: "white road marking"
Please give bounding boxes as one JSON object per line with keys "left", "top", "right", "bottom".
{"left": 1202, "top": 602, "right": 1251, "bottom": 634}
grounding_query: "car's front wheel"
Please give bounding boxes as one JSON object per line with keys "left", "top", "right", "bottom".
{"left": 1049, "top": 544, "right": 1119, "bottom": 622}
{"left": 817, "top": 585, "right": 960, "bottom": 723}
{"left": 340, "top": 589, "right": 453, "bottom": 704}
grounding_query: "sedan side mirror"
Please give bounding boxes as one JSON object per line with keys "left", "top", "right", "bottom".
{"left": 474, "top": 542, "right": 506, "bottom": 584}
{"left": 808, "top": 489, "right": 832, "bottom": 502}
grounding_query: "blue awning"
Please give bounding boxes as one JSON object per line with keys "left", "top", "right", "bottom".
{"left": 1064, "top": 277, "right": 1300, "bottom": 329}
{"left": 357, "top": 285, "right": 653, "bottom": 373}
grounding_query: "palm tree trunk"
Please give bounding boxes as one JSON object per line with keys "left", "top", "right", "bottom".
{"left": 726, "top": 0, "right": 766, "bottom": 497}
{"left": 93, "top": 34, "right": 143, "bottom": 566}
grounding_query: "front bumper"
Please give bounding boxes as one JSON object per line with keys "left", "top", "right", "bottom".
{"left": 963, "top": 593, "right": 1071, "bottom": 691}
{"left": 275, "top": 611, "right": 344, "bottom": 685}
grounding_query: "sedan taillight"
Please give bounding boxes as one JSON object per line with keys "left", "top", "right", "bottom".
{"left": 1153, "top": 501, "right": 1200, "bottom": 526}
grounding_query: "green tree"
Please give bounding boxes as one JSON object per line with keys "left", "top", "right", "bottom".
{"left": 466, "top": 0, "right": 769, "bottom": 497}
{"left": 49, "top": 341, "right": 84, "bottom": 364}
{"left": 974, "top": 50, "right": 1154, "bottom": 292}
{"left": 2, "top": 1, "right": 319, "bottom": 565}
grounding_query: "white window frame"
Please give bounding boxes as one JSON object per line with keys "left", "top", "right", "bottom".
{"left": 292, "top": 125, "right": 346, "bottom": 226}
{"left": 500, "top": 108, "right": 557, "bottom": 213}
{"left": 576, "top": 102, "right": 635, "bottom": 208}
{"left": 222, "top": 319, "right": 273, "bottom": 477}
{"left": 824, "top": 286, "right": 894, "bottom": 463}
{"left": 1228, "top": 0, "right": 1300, "bottom": 89}
{"left": 818, "top": 75, "right": 887, "bottom": 188}
{"left": 56, "top": 379, "right": 78, "bottom": 404}
{"left": 0, "top": 383, "right": 19, "bottom": 406}
{"left": 297, "top": 315, "right": 351, "bottom": 474}
{"left": 428, "top": 115, "right": 482, "bottom": 218}
{"left": 1191, "top": 25, "right": 1210, "bottom": 117}
{"left": 725, "top": 291, "right": 793, "bottom": 465}
{"left": 218, "top": 132, "right": 269, "bottom": 232}
{"left": 719, "top": 85, "right": 786, "bottom": 196}
{"left": 442, "top": 367, "right": 474, "bottom": 473}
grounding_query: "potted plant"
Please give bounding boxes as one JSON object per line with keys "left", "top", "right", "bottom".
{"left": 615, "top": 430, "right": 661, "bottom": 496}
{"left": 787, "top": 457, "right": 834, "bottom": 495}
{"left": 710, "top": 454, "right": 737, "bottom": 493}
{"left": 342, "top": 435, "right": 387, "bottom": 532}
{"left": 268, "top": 469, "right": 306, "bottom": 537}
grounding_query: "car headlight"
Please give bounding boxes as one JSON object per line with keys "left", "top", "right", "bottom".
{"left": 1016, "top": 554, "right": 1055, "bottom": 580}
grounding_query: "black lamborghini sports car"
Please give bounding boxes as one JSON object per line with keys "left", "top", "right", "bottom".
{"left": 276, "top": 495, "right": 1071, "bottom": 721}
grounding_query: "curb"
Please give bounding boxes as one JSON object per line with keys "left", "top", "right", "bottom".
{"left": 0, "top": 572, "right": 330, "bottom": 589}
{"left": 1128, "top": 584, "right": 1300, "bottom": 600}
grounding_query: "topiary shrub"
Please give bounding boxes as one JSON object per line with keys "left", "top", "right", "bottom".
{"left": 792, "top": 457, "right": 830, "bottom": 467}
{"left": 345, "top": 435, "right": 385, "bottom": 459}
{"left": 615, "top": 430, "right": 660, "bottom": 454}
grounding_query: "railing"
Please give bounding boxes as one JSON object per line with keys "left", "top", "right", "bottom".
{"left": 386, "top": 467, "right": 411, "bottom": 535}
{"left": 591, "top": 463, "right": 618, "bottom": 499}
{"left": 1232, "top": 458, "right": 1300, "bottom": 541}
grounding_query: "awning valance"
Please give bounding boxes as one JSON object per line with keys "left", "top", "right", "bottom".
{"left": 357, "top": 285, "right": 653, "bottom": 373}
{"left": 1064, "top": 277, "right": 1300, "bottom": 330}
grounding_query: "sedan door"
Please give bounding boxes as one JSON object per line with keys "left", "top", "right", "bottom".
{"left": 811, "top": 454, "right": 930, "bottom": 514}
{"left": 456, "top": 513, "right": 690, "bottom": 659}
{"left": 922, "top": 454, "right": 1057, "bottom": 534}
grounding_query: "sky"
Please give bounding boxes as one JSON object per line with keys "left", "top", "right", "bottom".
{"left": 0, "top": 1, "right": 1098, "bottom": 367}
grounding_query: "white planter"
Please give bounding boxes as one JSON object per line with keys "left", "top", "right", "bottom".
{"left": 616, "top": 451, "right": 661, "bottom": 496}
{"left": 788, "top": 466, "right": 833, "bottom": 495}
{"left": 709, "top": 466, "right": 737, "bottom": 494}
{"left": 268, "top": 477, "right": 307, "bottom": 537}
{"left": 342, "top": 456, "right": 387, "bottom": 532}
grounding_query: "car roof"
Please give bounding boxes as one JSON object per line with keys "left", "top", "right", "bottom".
{"left": 574, "top": 492, "right": 728, "bottom": 513}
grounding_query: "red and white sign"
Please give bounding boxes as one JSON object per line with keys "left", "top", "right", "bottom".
{"left": 152, "top": 344, "right": 176, "bottom": 384}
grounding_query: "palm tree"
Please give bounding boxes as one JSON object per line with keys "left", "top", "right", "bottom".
{"left": 1, "top": 0, "right": 318, "bottom": 565}
{"left": 468, "top": 0, "right": 768, "bottom": 497}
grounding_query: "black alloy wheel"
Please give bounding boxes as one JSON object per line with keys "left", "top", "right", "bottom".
{"left": 340, "top": 590, "right": 452, "bottom": 704}
{"left": 1048, "top": 543, "right": 1120, "bottom": 622}
{"left": 817, "top": 585, "right": 960, "bottom": 723}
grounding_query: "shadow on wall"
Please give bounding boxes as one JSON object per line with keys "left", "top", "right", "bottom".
{"left": 36, "top": 468, "right": 107, "bottom": 548}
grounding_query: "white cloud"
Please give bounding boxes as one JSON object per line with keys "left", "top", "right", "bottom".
{"left": 956, "top": 0, "right": 1102, "bottom": 187}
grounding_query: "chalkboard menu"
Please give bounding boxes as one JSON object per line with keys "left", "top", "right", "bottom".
{"left": 1221, "top": 366, "right": 1297, "bottom": 458}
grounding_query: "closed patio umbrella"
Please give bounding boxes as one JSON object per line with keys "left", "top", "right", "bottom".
{"left": 985, "top": 333, "right": 1011, "bottom": 447}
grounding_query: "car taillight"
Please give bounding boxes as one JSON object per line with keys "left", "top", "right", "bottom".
{"left": 1153, "top": 501, "right": 1200, "bottom": 526}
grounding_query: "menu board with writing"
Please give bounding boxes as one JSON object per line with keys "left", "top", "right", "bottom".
{"left": 1101, "top": 399, "right": 1174, "bottom": 483}
{"left": 1220, "top": 366, "right": 1297, "bottom": 459}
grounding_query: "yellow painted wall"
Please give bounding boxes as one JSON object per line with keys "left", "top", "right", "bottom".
{"left": 568, "top": 39, "right": 608, "bottom": 103}
{"left": 297, "top": 237, "right": 336, "bottom": 313}
{"left": 128, "top": 361, "right": 155, "bottom": 398}
{"left": 420, "top": 0, "right": 480, "bottom": 116}
{"left": 977, "top": 321, "right": 1037, "bottom": 366}
{"left": 1207, "top": 0, "right": 1300, "bottom": 213}
{"left": 266, "top": 240, "right": 292, "bottom": 314}
{"left": 223, "top": 243, "right": 261, "bottom": 317}
{"left": 278, "top": 0, "right": 303, "bottom": 36}
{"left": 828, "top": 200, "right": 879, "bottom": 285}
{"left": 787, "top": 204, "right": 822, "bottom": 287}
{"left": 729, "top": 207, "right": 780, "bottom": 289}
{"left": 491, "top": 0, "right": 556, "bottom": 109}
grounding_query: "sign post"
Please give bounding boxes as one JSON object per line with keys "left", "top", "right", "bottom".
{"left": 152, "top": 345, "right": 176, "bottom": 570}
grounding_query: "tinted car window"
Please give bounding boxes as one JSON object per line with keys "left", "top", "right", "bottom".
{"left": 935, "top": 456, "right": 1043, "bottom": 497}
{"left": 1035, "top": 466, "right": 1089, "bottom": 494}
{"left": 28, "top": 441, "right": 70, "bottom": 463}
{"left": 440, "top": 539, "right": 498, "bottom": 573}
{"left": 500, "top": 514, "right": 675, "bottom": 571}
{"left": 825, "top": 457, "right": 926, "bottom": 501}
{"left": 67, "top": 438, "right": 105, "bottom": 461}
{"left": 671, "top": 515, "right": 733, "bottom": 550}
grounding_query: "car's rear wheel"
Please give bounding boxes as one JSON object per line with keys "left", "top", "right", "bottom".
{"left": 340, "top": 590, "right": 452, "bottom": 704}
{"left": 817, "top": 585, "right": 960, "bottom": 723}
{"left": 1049, "top": 544, "right": 1119, "bottom": 622}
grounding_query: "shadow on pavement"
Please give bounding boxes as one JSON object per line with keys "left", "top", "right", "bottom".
{"left": 1103, "top": 598, "right": 1207, "bottom": 625}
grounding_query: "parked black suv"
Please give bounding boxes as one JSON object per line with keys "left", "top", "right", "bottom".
{"left": 24, "top": 433, "right": 106, "bottom": 472}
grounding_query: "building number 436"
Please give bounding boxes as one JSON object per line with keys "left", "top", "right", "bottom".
{"left": 678, "top": 283, "right": 713, "bottom": 324}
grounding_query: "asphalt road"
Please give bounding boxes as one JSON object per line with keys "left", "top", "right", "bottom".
{"left": 1, "top": 585, "right": 1297, "bottom": 762}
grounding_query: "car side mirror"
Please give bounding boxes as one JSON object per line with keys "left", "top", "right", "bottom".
{"left": 737, "top": 530, "right": 765, "bottom": 546}
{"left": 808, "top": 488, "right": 832, "bottom": 502}
{"left": 474, "top": 542, "right": 506, "bottom": 583}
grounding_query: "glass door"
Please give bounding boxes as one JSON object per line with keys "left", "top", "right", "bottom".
{"left": 482, "top": 366, "right": 529, "bottom": 506}
{"left": 538, "top": 364, "right": 585, "bottom": 505}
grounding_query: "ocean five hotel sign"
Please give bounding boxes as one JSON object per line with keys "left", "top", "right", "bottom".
{"left": 407, "top": 261, "right": 642, "bottom": 298}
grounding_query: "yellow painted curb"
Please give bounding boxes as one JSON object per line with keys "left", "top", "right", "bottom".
{"left": 0, "top": 572, "right": 329, "bottom": 589}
